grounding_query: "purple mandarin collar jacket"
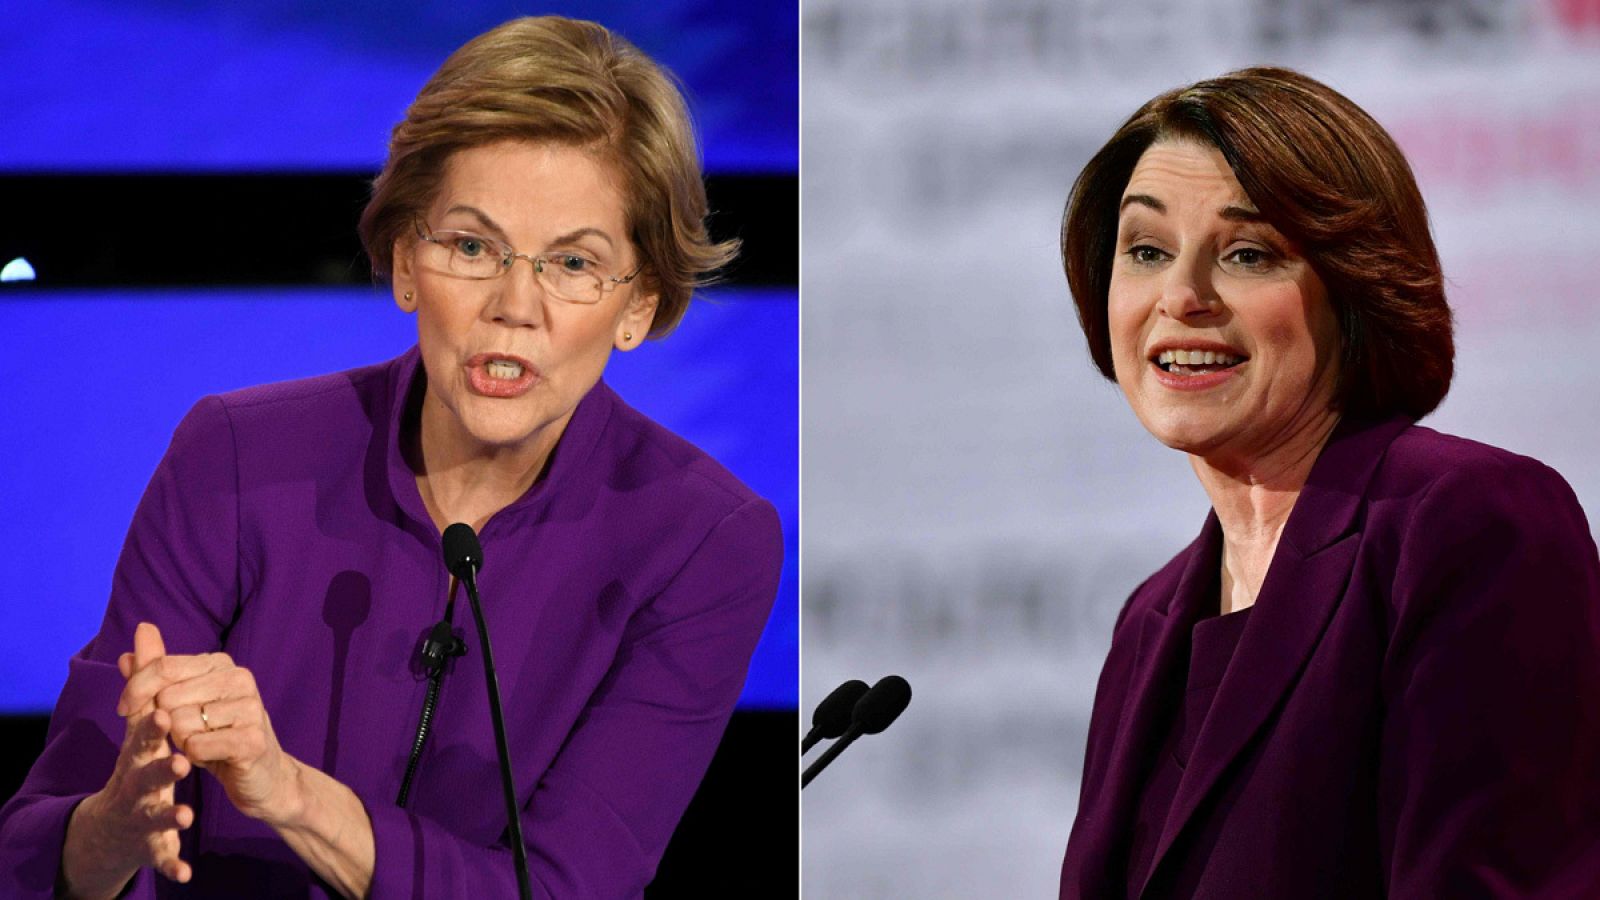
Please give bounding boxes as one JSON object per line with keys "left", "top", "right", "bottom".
{"left": 1060, "top": 415, "right": 1600, "bottom": 899}
{"left": 0, "top": 347, "right": 783, "bottom": 898}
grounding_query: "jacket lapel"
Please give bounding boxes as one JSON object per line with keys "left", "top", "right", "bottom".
{"left": 1138, "top": 416, "right": 1413, "bottom": 896}
{"left": 1070, "top": 516, "right": 1223, "bottom": 895}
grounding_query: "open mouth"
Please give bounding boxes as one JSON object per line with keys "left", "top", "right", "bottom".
{"left": 465, "top": 352, "right": 539, "bottom": 398}
{"left": 484, "top": 359, "right": 525, "bottom": 381}
{"left": 1153, "top": 348, "right": 1246, "bottom": 376}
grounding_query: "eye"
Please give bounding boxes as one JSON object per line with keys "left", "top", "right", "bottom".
{"left": 452, "top": 236, "right": 488, "bottom": 258}
{"left": 1223, "top": 245, "right": 1275, "bottom": 270}
{"left": 551, "top": 253, "right": 595, "bottom": 274}
{"left": 1126, "top": 245, "right": 1167, "bottom": 265}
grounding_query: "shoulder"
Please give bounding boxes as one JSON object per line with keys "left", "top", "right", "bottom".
{"left": 582, "top": 384, "right": 782, "bottom": 587}
{"left": 1378, "top": 423, "right": 1568, "bottom": 491}
{"left": 591, "top": 382, "right": 770, "bottom": 520}
{"left": 576, "top": 386, "right": 783, "bottom": 619}
{"left": 209, "top": 356, "right": 396, "bottom": 432}
{"left": 1366, "top": 424, "right": 1598, "bottom": 611}
{"left": 1370, "top": 424, "right": 1590, "bottom": 538}
{"left": 167, "top": 356, "right": 399, "bottom": 462}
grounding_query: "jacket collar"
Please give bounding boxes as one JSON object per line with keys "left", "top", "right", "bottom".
{"left": 378, "top": 345, "right": 616, "bottom": 539}
{"left": 1062, "top": 416, "right": 1414, "bottom": 890}
{"left": 1112, "top": 414, "right": 1412, "bottom": 896}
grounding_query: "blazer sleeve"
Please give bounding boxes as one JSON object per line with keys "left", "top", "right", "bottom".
{"left": 1378, "top": 455, "right": 1600, "bottom": 897}
{"left": 0, "top": 395, "right": 243, "bottom": 898}
{"left": 358, "top": 497, "right": 784, "bottom": 899}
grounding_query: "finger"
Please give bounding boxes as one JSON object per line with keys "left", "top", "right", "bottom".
{"left": 155, "top": 665, "right": 254, "bottom": 713}
{"left": 181, "top": 725, "right": 267, "bottom": 768}
{"left": 167, "top": 704, "right": 209, "bottom": 749}
{"left": 156, "top": 854, "right": 193, "bottom": 884}
{"left": 138, "top": 799, "right": 194, "bottom": 832}
{"left": 118, "top": 654, "right": 233, "bottom": 716}
{"left": 134, "top": 622, "right": 166, "bottom": 670}
{"left": 118, "top": 652, "right": 135, "bottom": 680}
{"left": 169, "top": 696, "right": 262, "bottom": 748}
{"left": 125, "top": 706, "right": 174, "bottom": 760}
{"left": 134, "top": 752, "right": 191, "bottom": 795}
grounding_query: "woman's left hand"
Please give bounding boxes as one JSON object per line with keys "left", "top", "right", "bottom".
{"left": 116, "top": 629, "right": 303, "bottom": 827}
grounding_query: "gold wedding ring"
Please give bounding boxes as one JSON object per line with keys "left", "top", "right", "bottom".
{"left": 200, "top": 705, "right": 211, "bottom": 731}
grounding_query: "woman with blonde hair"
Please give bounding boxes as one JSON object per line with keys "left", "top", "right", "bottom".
{"left": 1, "top": 16, "right": 781, "bottom": 898}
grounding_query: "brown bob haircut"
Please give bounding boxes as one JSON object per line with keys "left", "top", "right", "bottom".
{"left": 1061, "top": 66, "right": 1453, "bottom": 419}
{"left": 359, "top": 16, "right": 737, "bottom": 337}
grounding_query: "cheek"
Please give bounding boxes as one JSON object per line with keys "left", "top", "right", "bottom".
{"left": 1254, "top": 292, "right": 1329, "bottom": 374}
{"left": 1105, "top": 289, "right": 1145, "bottom": 377}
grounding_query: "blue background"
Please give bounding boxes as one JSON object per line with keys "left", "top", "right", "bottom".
{"left": 2, "top": 0, "right": 796, "bottom": 173}
{"left": 1, "top": 2, "right": 796, "bottom": 712}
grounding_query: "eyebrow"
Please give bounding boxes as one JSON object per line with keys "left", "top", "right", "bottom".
{"left": 549, "top": 227, "right": 616, "bottom": 251}
{"left": 1120, "top": 194, "right": 1164, "bottom": 215}
{"left": 441, "top": 206, "right": 617, "bottom": 252}
{"left": 443, "top": 205, "right": 509, "bottom": 239}
{"left": 1118, "top": 194, "right": 1265, "bottom": 223}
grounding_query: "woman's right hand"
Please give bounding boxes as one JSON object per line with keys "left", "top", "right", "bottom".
{"left": 59, "top": 624, "right": 195, "bottom": 899}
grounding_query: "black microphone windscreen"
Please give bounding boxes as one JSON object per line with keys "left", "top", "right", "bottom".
{"left": 813, "top": 679, "right": 870, "bottom": 739}
{"left": 442, "top": 523, "right": 484, "bottom": 579}
{"left": 854, "top": 675, "right": 912, "bottom": 735}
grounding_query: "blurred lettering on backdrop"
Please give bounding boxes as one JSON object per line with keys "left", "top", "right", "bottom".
{"left": 801, "top": 2, "right": 1600, "bottom": 896}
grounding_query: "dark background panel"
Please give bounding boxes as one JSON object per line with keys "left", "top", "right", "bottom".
{"left": 0, "top": 174, "right": 794, "bottom": 288}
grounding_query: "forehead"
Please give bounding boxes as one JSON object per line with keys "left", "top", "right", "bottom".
{"left": 432, "top": 140, "right": 629, "bottom": 237}
{"left": 1121, "top": 139, "right": 1251, "bottom": 215}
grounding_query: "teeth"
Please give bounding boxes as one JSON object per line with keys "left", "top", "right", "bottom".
{"left": 1156, "top": 349, "right": 1242, "bottom": 367}
{"left": 485, "top": 360, "right": 524, "bottom": 380}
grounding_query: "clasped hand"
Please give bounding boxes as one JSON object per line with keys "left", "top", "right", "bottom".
{"left": 64, "top": 622, "right": 299, "bottom": 892}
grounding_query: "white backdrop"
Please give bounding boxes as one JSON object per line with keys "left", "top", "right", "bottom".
{"left": 800, "top": 2, "right": 1600, "bottom": 896}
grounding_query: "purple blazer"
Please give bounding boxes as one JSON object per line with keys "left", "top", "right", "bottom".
{"left": 1060, "top": 416, "right": 1600, "bottom": 898}
{"left": 0, "top": 348, "right": 783, "bottom": 898}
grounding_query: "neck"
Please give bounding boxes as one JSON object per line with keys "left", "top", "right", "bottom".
{"left": 1192, "top": 409, "right": 1341, "bottom": 614}
{"left": 410, "top": 391, "right": 570, "bottom": 534}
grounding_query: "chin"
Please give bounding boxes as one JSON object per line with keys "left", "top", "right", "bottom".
{"left": 1137, "top": 407, "right": 1231, "bottom": 457}
{"left": 456, "top": 406, "right": 547, "bottom": 449}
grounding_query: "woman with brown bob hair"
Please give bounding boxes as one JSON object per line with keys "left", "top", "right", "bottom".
{"left": 0, "top": 16, "right": 781, "bottom": 899}
{"left": 1057, "top": 67, "right": 1600, "bottom": 898}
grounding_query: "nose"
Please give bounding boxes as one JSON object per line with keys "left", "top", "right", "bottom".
{"left": 487, "top": 255, "right": 548, "bottom": 328}
{"left": 1157, "top": 252, "right": 1221, "bottom": 321}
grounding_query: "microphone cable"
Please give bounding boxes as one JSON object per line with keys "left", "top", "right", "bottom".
{"left": 397, "top": 581, "right": 466, "bottom": 808}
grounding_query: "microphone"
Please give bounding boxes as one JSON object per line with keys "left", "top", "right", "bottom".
{"left": 802, "top": 679, "right": 870, "bottom": 753}
{"left": 397, "top": 616, "right": 468, "bottom": 808}
{"left": 441, "top": 523, "right": 532, "bottom": 900}
{"left": 442, "top": 523, "right": 483, "bottom": 585}
{"left": 419, "top": 620, "right": 466, "bottom": 674}
{"left": 801, "top": 675, "right": 912, "bottom": 789}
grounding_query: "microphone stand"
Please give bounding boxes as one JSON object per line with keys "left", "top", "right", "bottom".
{"left": 459, "top": 565, "right": 533, "bottom": 900}
{"left": 802, "top": 726, "right": 862, "bottom": 788}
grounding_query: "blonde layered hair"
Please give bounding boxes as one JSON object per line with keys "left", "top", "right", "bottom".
{"left": 359, "top": 16, "right": 737, "bottom": 336}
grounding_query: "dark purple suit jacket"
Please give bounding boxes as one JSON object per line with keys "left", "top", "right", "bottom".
{"left": 1060, "top": 416, "right": 1600, "bottom": 899}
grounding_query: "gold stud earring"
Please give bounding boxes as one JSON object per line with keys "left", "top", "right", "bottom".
{"left": 404, "top": 291, "right": 413, "bottom": 302}
{"left": 624, "top": 332, "right": 633, "bottom": 342}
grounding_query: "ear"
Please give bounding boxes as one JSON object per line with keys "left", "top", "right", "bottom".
{"left": 392, "top": 236, "right": 418, "bottom": 314}
{"left": 614, "top": 289, "right": 659, "bottom": 352}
